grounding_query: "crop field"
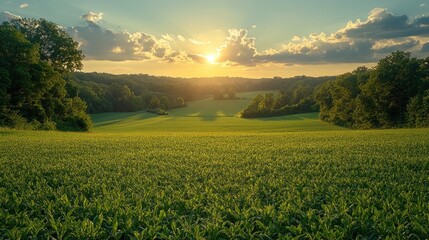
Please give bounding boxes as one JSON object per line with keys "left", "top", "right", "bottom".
{"left": 1, "top": 96, "right": 429, "bottom": 239}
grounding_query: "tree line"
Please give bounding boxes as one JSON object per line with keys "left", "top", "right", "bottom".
{"left": 315, "top": 51, "right": 429, "bottom": 128}
{"left": 240, "top": 81, "right": 328, "bottom": 118}
{"left": 69, "top": 72, "right": 333, "bottom": 115}
{"left": 242, "top": 51, "right": 429, "bottom": 128}
{"left": 67, "top": 73, "right": 187, "bottom": 115}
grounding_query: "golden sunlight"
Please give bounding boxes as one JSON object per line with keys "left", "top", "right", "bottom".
{"left": 206, "top": 54, "right": 217, "bottom": 64}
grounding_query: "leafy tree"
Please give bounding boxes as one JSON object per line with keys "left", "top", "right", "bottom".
{"left": 315, "top": 81, "right": 335, "bottom": 122}
{"left": 160, "top": 96, "right": 170, "bottom": 110}
{"left": 148, "top": 96, "right": 161, "bottom": 109}
{"left": 176, "top": 97, "right": 185, "bottom": 107}
{"left": 0, "top": 22, "right": 90, "bottom": 131}
{"left": 11, "top": 18, "right": 84, "bottom": 73}
{"left": 315, "top": 52, "right": 429, "bottom": 129}
{"left": 273, "top": 90, "right": 293, "bottom": 109}
{"left": 362, "top": 51, "right": 421, "bottom": 126}
{"left": 407, "top": 90, "right": 429, "bottom": 127}
{"left": 226, "top": 87, "right": 237, "bottom": 99}
{"left": 263, "top": 93, "right": 275, "bottom": 111}
{"left": 213, "top": 89, "right": 224, "bottom": 100}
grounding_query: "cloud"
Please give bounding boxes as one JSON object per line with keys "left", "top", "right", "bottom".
{"left": 68, "top": 22, "right": 136, "bottom": 61}
{"left": 422, "top": 42, "right": 429, "bottom": 52}
{"left": 70, "top": 8, "right": 429, "bottom": 66}
{"left": 0, "top": 11, "right": 21, "bottom": 23}
{"left": 420, "top": 3, "right": 426, "bottom": 7}
{"left": 20, "top": 3, "right": 28, "bottom": 8}
{"left": 217, "top": 29, "right": 258, "bottom": 66}
{"left": 341, "top": 8, "right": 429, "bottom": 40}
{"left": 68, "top": 19, "right": 176, "bottom": 61}
{"left": 189, "top": 38, "right": 210, "bottom": 45}
{"left": 81, "top": 12, "right": 103, "bottom": 23}
{"left": 187, "top": 54, "right": 207, "bottom": 64}
{"left": 5, "top": 8, "right": 428, "bottom": 66}
{"left": 372, "top": 38, "right": 420, "bottom": 53}
{"left": 254, "top": 8, "right": 429, "bottom": 65}
{"left": 177, "top": 35, "right": 186, "bottom": 42}
{"left": 162, "top": 34, "right": 174, "bottom": 42}
{"left": 111, "top": 46, "right": 124, "bottom": 54}
{"left": 258, "top": 37, "right": 375, "bottom": 65}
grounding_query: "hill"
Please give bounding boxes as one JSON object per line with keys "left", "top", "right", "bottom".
{"left": 91, "top": 91, "right": 344, "bottom": 133}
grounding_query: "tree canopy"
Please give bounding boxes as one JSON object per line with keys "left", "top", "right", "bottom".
{"left": 0, "top": 20, "right": 90, "bottom": 131}
{"left": 315, "top": 51, "right": 429, "bottom": 128}
{"left": 11, "top": 18, "right": 84, "bottom": 73}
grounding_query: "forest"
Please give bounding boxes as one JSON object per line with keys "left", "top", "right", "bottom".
{"left": 315, "top": 52, "right": 429, "bottom": 128}
{"left": 241, "top": 52, "right": 429, "bottom": 128}
{"left": 68, "top": 72, "right": 331, "bottom": 114}
{"left": 0, "top": 19, "right": 91, "bottom": 131}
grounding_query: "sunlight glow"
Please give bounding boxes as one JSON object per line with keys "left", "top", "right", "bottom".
{"left": 206, "top": 54, "right": 217, "bottom": 64}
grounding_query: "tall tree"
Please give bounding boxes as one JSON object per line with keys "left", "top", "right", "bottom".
{"left": 11, "top": 18, "right": 84, "bottom": 73}
{"left": 315, "top": 52, "right": 428, "bottom": 129}
{"left": 362, "top": 51, "right": 421, "bottom": 126}
{"left": 0, "top": 22, "right": 91, "bottom": 131}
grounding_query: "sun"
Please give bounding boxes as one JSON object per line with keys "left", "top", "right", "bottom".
{"left": 206, "top": 54, "right": 217, "bottom": 64}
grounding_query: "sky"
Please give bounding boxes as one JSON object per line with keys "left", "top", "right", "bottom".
{"left": 1, "top": 0, "right": 429, "bottom": 78}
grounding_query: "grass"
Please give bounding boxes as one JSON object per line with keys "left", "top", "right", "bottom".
{"left": 91, "top": 93, "right": 344, "bottom": 133}
{"left": 1, "top": 93, "right": 429, "bottom": 239}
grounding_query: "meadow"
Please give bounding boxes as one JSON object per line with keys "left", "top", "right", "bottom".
{"left": 1, "top": 95, "right": 429, "bottom": 239}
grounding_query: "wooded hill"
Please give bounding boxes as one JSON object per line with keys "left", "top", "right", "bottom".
{"left": 68, "top": 72, "right": 332, "bottom": 114}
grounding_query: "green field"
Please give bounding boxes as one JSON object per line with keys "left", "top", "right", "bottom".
{"left": 92, "top": 92, "right": 344, "bottom": 133}
{"left": 1, "top": 95, "right": 429, "bottom": 239}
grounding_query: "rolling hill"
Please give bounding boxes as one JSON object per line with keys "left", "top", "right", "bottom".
{"left": 91, "top": 91, "right": 344, "bottom": 133}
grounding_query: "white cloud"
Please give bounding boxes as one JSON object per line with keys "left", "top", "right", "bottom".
{"left": 189, "top": 38, "right": 210, "bottom": 45}
{"left": 112, "top": 46, "right": 124, "bottom": 54}
{"left": 291, "top": 36, "right": 301, "bottom": 42}
{"left": 216, "top": 29, "right": 258, "bottom": 66}
{"left": 20, "top": 3, "right": 28, "bottom": 8}
{"left": 177, "top": 35, "right": 186, "bottom": 42}
{"left": 9, "top": 8, "right": 420, "bottom": 66}
{"left": 340, "top": 8, "right": 429, "bottom": 40}
{"left": 372, "top": 38, "right": 420, "bottom": 53}
{"left": 255, "top": 8, "right": 429, "bottom": 65}
{"left": 68, "top": 20, "right": 175, "bottom": 61}
{"left": 81, "top": 12, "right": 103, "bottom": 23}
{"left": 162, "top": 34, "right": 174, "bottom": 42}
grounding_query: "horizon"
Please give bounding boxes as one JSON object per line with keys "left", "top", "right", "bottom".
{"left": 1, "top": 0, "right": 428, "bottom": 78}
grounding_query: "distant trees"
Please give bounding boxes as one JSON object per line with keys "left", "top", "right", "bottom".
{"left": 148, "top": 96, "right": 161, "bottom": 109}
{"left": 70, "top": 72, "right": 331, "bottom": 115}
{"left": 315, "top": 51, "right": 429, "bottom": 128}
{"left": 241, "top": 85, "right": 320, "bottom": 118}
{"left": 0, "top": 20, "right": 91, "bottom": 131}
{"left": 213, "top": 87, "right": 238, "bottom": 100}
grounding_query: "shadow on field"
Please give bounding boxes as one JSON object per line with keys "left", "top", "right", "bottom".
{"left": 92, "top": 111, "right": 158, "bottom": 127}
{"left": 248, "top": 112, "right": 319, "bottom": 121}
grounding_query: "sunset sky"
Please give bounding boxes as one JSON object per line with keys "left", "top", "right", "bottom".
{"left": 1, "top": 0, "right": 429, "bottom": 78}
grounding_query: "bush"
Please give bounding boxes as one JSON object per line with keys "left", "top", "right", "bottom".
{"left": 40, "top": 121, "right": 57, "bottom": 131}
{"left": 56, "top": 114, "right": 92, "bottom": 132}
{"left": 147, "top": 108, "right": 169, "bottom": 115}
{"left": 0, "top": 110, "right": 34, "bottom": 130}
